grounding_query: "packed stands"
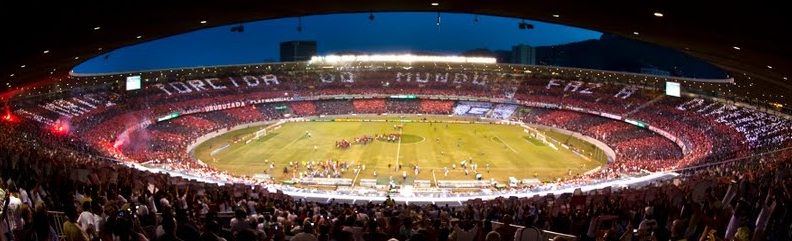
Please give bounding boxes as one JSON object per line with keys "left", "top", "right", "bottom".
{"left": 290, "top": 101, "right": 317, "bottom": 116}
{"left": 521, "top": 109, "right": 684, "bottom": 172}
{"left": 386, "top": 99, "right": 420, "bottom": 114}
{"left": 2, "top": 120, "right": 791, "bottom": 241}
{"left": 315, "top": 100, "right": 354, "bottom": 115}
{"left": 5, "top": 63, "right": 792, "bottom": 241}
{"left": 419, "top": 100, "right": 455, "bottom": 114}
{"left": 352, "top": 99, "right": 386, "bottom": 113}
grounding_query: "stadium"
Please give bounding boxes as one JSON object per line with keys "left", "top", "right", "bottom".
{"left": 1, "top": 2, "right": 791, "bottom": 241}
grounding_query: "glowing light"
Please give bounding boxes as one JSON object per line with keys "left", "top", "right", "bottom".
{"left": 653, "top": 12, "right": 664, "bottom": 17}
{"left": 200, "top": 20, "right": 207, "bottom": 24}
{"left": 310, "top": 54, "right": 497, "bottom": 64}
{"left": 2, "top": 113, "right": 14, "bottom": 122}
{"left": 431, "top": 2, "right": 439, "bottom": 6}
{"left": 52, "top": 121, "right": 70, "bottom": 135}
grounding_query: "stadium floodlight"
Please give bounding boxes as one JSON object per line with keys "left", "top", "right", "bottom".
{"left": 309, "top": 54, "right": 497, "bottom": 64}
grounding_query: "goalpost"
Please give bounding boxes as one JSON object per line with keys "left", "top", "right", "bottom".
{"left": 526, "top": 128, "right": 546, "bottom": 143}
{"left": 245, "top": 127, "right": 270, "bottom": 144}
{"left": 244, "top": 121, "right": 285, "bottom": 144}
{"left": 522, "top": 125, "right": 558, "bottom": 150}
{"left": 253, "top": 128, "right": 268, "bottom": 140}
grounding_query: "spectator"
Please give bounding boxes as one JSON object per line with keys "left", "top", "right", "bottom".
{"left": 292, "top": 219, "right": 318, "bottom": 241}
{"left": 495, "top": 215, "right": 517, "bottom": 241}
{"left": 485, "top": 231, "right": 501, "bottom": 241}
{"left": 63, "top": 206, "right": 89, "bottom": 241}
{"left": 516, "top": 216, "right": 542, "bottom": 241}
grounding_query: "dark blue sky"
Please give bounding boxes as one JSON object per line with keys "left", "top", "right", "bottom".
{"left": 73, "top": 12, "right": 602, "bottom": 74}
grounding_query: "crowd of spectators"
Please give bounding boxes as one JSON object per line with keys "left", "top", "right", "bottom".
{"left": 13, "top": 77, "right": 792, "bottom": 184}
{"left": 224, "top": 107, "right": 266, "bottom": 123}
{"left": 519, "top": 109, "right": 684, "bottom": 173}
{"left": 386, "top": 100, "right": 421, "bottom": 114}
{"left": 2, "top": 120, "right": 792, "bottom": 241}
{"left": 314, "top": 100, "right": 354, "bottom": 116}
{"left": 21, "top": 88, "right": 780, "bottom": 186}
{"left": 352, "top": 99, "right": 386, "bottom": 114}
{"left": 253, "top": 104, "right": 284, "bottom": 121}
{"left": 514, "top": 80, "right": 658, "bottom": 116}
{"left": 419, "top": 100, "right": 455, "bottom": 114}
{"left": 289, "top": 102, "right": 316, "bottom": 116}
{"left": 630, "top": 97, "right": 754, "bottom": 168}
{"left": 8, "top": 73, "right": 792, "bottom": 193}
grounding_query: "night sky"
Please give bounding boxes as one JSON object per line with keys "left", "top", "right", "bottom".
{"left": 73, "top": 12, "right": 602, "bottom": 74}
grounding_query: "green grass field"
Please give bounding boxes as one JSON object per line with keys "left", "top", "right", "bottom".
{"left": 192, "top": 117, "right": 605, "bottom": 184}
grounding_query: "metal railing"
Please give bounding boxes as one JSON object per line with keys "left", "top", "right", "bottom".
{"left": 47, "top": 211, "right": 66, "bottom": 240}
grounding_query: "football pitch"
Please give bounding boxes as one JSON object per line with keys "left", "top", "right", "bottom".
{"left": 192, "top": 116, "right": 605, "bottom": 184}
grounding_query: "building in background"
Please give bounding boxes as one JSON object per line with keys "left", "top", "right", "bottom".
{"left": 280, "top": 41, "right": 317, "bottom": 62}
{"left": 511, "top": 44, "right": 536, "bottom": 65}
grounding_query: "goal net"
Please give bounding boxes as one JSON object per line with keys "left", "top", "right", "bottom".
{"left": 522, "top": 126, "right": 558, "bottom": 150}
{"left": 253, "top": 128, "right": 268, "bottom": 140}
{"left": 244, "top": 121, "right": 284, "bottom": 144}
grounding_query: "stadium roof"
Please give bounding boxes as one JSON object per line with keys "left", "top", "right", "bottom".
{"left": 2, "top": 1, "right": 791, "bottom": 106}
